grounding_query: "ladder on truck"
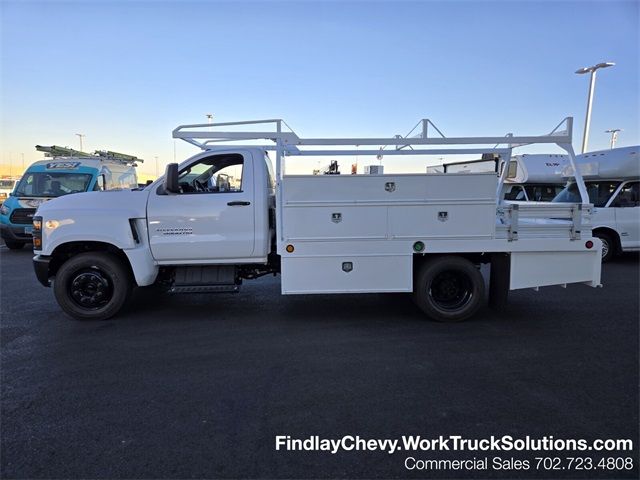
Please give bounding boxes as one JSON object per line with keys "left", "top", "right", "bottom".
{"left": 171, "top": 117, "right": 591, "bottom": 243}
{"left": 35, "top": 145, "right": 143, "bottom": 165}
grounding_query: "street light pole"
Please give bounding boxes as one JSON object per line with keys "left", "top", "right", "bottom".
{"left": 605, "top": 129, "right": 622, "bottom": 149}
{"left": 575, "top": 62, "right": 615, "bottom": 153}
{"left": 75, "top": 133, "right": 86, "bottom": 152}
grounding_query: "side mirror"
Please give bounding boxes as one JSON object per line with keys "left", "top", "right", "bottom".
{"left": 163, "top": 163, "right": 179, "bottom": 194}
{"left": 97, "top": 174, "right": 106, "bottom": 191}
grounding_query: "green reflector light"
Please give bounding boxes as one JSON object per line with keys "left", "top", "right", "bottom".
{"left": 413, "top": 241, "right": 425, "bottom": 252}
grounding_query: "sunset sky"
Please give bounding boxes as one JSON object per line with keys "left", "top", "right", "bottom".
{"left": 1, "top": 0, "right": 638, "bottom": 180}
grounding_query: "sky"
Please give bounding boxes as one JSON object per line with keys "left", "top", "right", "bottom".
{"left": 1, "top": 0, "right": 638, "bottom": 179}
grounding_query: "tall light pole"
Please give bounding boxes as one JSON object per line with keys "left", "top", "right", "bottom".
{"left": 75, "top": 133, "right": 86, "bottom": 152}
{"left": 154, "top": 156, "right": 159, "bottom": 178}
{"left": 605, "top": 129, "right": 622, "bottom": 149}
{"left": 206, "top": 114, "right": 213, "bottom": 124}
{"left": 575, "top": 62, "right": 615, "bottom": 153}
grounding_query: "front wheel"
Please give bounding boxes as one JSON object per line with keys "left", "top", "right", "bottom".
{"left": 4, "top": 240, "right": 25, "bottom": 250}
{"left": 53, "top": 252, "right": 132, "bottom": 321}
{"left": 413, "top": 256, "right": 485, "bottom": 322}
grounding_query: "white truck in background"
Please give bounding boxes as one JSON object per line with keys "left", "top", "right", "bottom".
{"left": 430, "top": 153, "right": 568, "bottom": 202}
{"left": 32, "top": 117, "right": 602, "bottom": 322}
{"left": 553, "top": 145, "right": 639, "bottom": 261}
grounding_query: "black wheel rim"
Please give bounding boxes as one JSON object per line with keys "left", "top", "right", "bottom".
{"left": 428, "top": 270, "right": 474, "bottom": 312}
{"left": 69, "top": 268, "right": 113, "bottom": 310}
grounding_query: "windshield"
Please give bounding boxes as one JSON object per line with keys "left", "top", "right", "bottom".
{"left": 14, "top": 172, "right": 93, "bottom": 198}
{"left": 553, "top": 181, "right": 621, "bottom": 207}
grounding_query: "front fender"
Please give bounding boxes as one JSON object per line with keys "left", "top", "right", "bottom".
{"left": 40, "top": 208, "right": 138, "bottom": 255}
{"left": 41, "top": 215, "right": 159, "bottom": 287}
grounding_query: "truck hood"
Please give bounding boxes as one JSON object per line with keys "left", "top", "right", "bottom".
{"left": 36, "top": 189, "right": 150, "bottom": 219}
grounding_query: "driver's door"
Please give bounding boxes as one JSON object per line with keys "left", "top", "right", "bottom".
{"left": 147, "top": 151, "right": 255, "bottom": 262}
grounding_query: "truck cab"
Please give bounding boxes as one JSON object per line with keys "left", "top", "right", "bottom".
{"left": 1, "top": 146, "right": 140, "bottom": 250}
{"left": 147, "top": 148, "right": 274, "bottom": 263}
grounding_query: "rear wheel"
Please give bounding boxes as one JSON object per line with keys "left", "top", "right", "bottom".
{"left": 4, "top": 240, "right": 25, "bottom": 250}
{"left": 53, "top": 252, "right": 132, "bottom": 321}
{"left": 413, "top": 256, "right": 485, "bottom": 322}
{"left": 594, "top": 231, "right": 615, "bottom": 263}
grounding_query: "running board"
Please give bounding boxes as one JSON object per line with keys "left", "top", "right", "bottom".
{"left": 169, "top": 265, "right": 240, "bottom": 293}
{"left": 169, "top": 284, "right": 240, "bottom": 294}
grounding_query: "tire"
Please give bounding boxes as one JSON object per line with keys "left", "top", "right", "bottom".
{"left": 594, "top": 231, "right": 615, "bottom": 263}
{"left": 4, "top": 240, "right": 25, "bottom": 250}
{"left": 413, "top": 256, "right": 485, "bottom": 322}
{"left": 53, "top": 252, "right": 132, "bottom": 321}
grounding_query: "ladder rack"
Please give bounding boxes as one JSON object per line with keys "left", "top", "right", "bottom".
{"left": 171, "top": 117, "right": 588, "bottom": 205}
{"left": 35, "top": 145, "right": 143, "bottom": 165}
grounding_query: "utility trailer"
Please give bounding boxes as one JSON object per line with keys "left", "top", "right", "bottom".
{"left": 32, "top": 117, "right": 602, "bottom": 321}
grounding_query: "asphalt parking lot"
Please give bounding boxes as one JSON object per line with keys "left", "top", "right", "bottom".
{"left": 1, "top": 247, "right": 638, "bottom": 479}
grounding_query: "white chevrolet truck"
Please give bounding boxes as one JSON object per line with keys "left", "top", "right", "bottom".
{"left": 32, "top": 118, "right": 602, "bottom": 322}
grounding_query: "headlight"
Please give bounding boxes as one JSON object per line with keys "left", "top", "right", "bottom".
{"left": 0, "top": 204, "right": 9, "bottom": 215}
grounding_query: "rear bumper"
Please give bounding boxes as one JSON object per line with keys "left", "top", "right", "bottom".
{"left": 0, "top": 223, "right": 32, "bottom": 243}
{"left": 33, "top": 255, "right": 52, "bottom": 287}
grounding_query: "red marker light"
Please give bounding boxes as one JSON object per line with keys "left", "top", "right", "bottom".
{"left": 585, "top": 240, "right": 594, "bottom": 249}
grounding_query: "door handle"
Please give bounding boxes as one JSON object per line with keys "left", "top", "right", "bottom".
{"left": 227, "top": 201, "right": 251, "bottom": 206}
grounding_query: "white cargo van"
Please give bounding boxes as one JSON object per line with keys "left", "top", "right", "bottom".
{"left": 553, "top": 145, "right": 639, "bottom": 261}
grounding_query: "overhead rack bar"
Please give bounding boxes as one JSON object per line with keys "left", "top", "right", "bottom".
{"left": 172, "top": 117, "right": 573, "bottom": 152}
{"left": 171, "top": 116, "right": 587, "bottom": 204}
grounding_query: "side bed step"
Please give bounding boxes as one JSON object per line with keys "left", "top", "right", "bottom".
{"left": 169, "top": 285, "right": 239, "bottom": 294}
{"left": 169, "top": 265, "right": 240, "bottom": 294}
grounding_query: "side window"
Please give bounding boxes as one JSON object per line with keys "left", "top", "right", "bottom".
{"left": 504, "top": 185, "right": 524, "bottom": 201}
{"left": 587, "top": 181, "right": 621, "bottom": 207}
{"left": 524, "top": 185, "right": 562, "bottom": 202}
{"left": 177, "top": 154, "right": 244, "bottom": 194}
{"left": 611, "top": 182, "right": 639, "bottom": 208}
